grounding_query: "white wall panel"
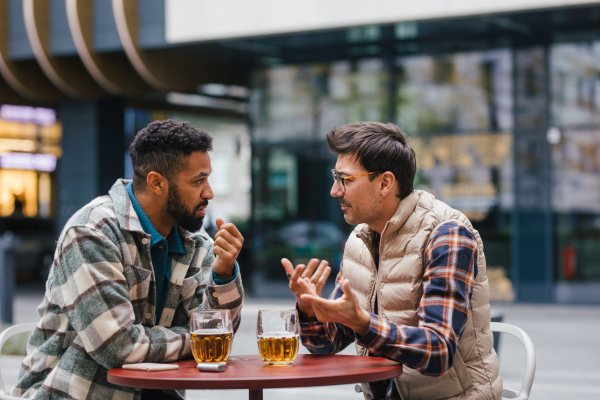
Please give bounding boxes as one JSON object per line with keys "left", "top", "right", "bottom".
{"left": 166, "top": 0, "right": 600, "bottom": 43}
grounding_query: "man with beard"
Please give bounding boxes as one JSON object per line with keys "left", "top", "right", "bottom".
{"left": 11, "top": 120, "right": 244, "bottom": 400}
{"left": 283, "top": 122, "right": 501, "bottom": 400}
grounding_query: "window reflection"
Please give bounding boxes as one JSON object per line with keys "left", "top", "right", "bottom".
{"left": 551, "top": 42, "right": 600, "bottom": 282}
{"left": 395, "top": 49, "right": 514, "bottom": 275}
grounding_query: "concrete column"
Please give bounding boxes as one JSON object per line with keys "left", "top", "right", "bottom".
{"left": 512, "top": 46, "right": 554, "bottom": 302}
{"left": 57, "top": 97, "right": 125, "bottom": 231}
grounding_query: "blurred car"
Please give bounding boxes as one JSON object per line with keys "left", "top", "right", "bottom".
{"left": 0, "top": 217, "right": 57, "bottom": 282}
{"left": 253, "top": 220, "right": 347, "bottom": 280}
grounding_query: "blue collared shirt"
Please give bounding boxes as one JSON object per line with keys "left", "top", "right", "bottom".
{"left": 125, "top": 182, "right": 236, "bottom": 322}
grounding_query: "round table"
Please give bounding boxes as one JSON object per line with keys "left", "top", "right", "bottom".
{"left": 107, "top": 354, "right": 403, "bottom": 399}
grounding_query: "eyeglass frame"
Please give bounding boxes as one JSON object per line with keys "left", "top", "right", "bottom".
{"left": 331, "top": 169, "right": 376, "bottom": 193}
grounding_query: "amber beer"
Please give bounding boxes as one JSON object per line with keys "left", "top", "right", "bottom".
{"left": 191, "top": 330, "right": 232, "bottom": 363}
{"left": 257, "top": 334, "right": 299, "bottom": 365}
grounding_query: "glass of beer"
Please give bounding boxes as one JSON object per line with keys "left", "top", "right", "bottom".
{"left": 257, "top": 309, "right": 299, "bottom": 366}
{"left": 190, "top": 310, "right": 232, "bottom": 364}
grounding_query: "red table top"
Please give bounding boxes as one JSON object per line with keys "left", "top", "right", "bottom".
{"left": 107, "top": 354, "right": 403, "bottom": 390}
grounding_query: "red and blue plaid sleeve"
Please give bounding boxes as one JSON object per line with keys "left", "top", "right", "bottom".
{"left": 356, "top": 221, "right": 478, "bottom": 376}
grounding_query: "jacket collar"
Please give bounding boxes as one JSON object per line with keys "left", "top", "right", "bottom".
{"left": 109, "top": 179, "right": 146, "bottom": 235}
{"left": 109, "top": 179, "right": 209, "bottom": 245}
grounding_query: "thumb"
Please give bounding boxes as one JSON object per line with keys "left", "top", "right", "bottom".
{"left": 281, "top": 258, "right": 294, "bottom": 275}
{"left": 215, "top": 218, "right": 224, "bottom": 230}
{"left": 341, "top": 279, "right": 355, "bottom": 299}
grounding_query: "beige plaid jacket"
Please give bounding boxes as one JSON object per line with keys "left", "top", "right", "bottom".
{"left": 11, "top": 179, "right": 244, "bottom": 399}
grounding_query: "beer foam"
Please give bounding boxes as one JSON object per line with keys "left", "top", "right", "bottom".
{"left": 258, "top": 332, "right": 299, "bottom": 338}
{"left": 192, "top": 329, "right": 232, "bottom": 335}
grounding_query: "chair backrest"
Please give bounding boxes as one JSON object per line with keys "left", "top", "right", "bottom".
{"left": 490, "top": 322, "right": 536, "bottom": 400}
{"left": 0, "top": 322, "right": 37, "bottom": 399}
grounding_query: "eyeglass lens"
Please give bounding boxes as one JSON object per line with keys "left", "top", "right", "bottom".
{"left": 332, "top": 170, "right": 345, "bottom": 192}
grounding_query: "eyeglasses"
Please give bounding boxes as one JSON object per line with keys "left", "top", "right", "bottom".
{"left": 331, "top": 169, "right": 376, "bottom": 193}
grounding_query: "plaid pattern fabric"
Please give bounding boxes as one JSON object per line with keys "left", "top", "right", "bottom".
{"left": 300, "top": 221, "right": 477, "bottom": 400}
{"left": 11, "top": 179, "right": 244, "bottom": 400}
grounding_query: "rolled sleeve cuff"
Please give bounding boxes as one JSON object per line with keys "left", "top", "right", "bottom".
{"left": 356, "top": 312, "right": 391, "bottom": 353}
{"left": 300, "top": 320, "right": 327, "bottom": 336}
{"left": 207, "top": 265, "right": 243, "bottom": 307}
{"left": 212, "top": 262, "right": 238, "bottom": 285}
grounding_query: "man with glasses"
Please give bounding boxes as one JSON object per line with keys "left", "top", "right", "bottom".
{"left": 282, "top": 122, "right": 501, "bottom": 400}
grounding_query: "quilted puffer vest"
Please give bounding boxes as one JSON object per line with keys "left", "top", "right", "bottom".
{"left": 343, "top": 190, "right": 502, "bottom": 400}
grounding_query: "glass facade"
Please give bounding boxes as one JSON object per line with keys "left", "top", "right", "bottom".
{"left": 249, "top": 37, "right": 600, "bottom": 297}
{"left": 550, "top": 42, "right": 600, "bottom": 282}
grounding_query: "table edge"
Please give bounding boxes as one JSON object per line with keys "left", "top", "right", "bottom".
{"left": 107, "top": 355, "right": 403, "bottom": 390}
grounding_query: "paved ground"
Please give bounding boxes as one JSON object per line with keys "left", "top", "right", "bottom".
{"left": 2, "top": 284, "right": 600, "bottom": 399}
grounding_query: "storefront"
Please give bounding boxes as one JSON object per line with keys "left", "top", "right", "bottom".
{"left": 0, "top": 104, "right": 62, "bottom": 280}
{"left": 247, "top": 10, "right": 600, "bottom": 302}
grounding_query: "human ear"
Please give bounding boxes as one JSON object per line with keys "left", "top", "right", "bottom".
{"left": 146, "top": 171, "right": 167, "bottom": 195}
{"left": 379, "top": 171, "right": 396, "bottom": 197}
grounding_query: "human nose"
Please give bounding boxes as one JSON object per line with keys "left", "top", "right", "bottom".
{"left": 203, "top": 180, "right": 214, "bottom": 200}
{"left": 330, "top": 181, "right": 343, "bottom": 197}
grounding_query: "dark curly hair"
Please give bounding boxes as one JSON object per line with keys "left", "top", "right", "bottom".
{"left": 327, "top": 122, "right": 416, "bottom": 199}
{"left": 129, "top": 119, "right": 213, "bottom": 193}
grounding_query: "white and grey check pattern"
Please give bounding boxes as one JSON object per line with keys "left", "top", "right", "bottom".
{"left": 11, "top": 179, "right": 244, "bottom": 400}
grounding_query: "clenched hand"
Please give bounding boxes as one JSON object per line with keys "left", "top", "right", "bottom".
{"left": 212, "top": 218, "right": 244, "bottom": 279}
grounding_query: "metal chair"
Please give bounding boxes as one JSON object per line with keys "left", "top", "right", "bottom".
{"left": 0, "top": 323, "right": 36, "bottom": 400}
{"left": 491, "top": 322, "right": 536, "bottom": 400}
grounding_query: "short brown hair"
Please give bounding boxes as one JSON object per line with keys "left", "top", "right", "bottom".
{"left": 326, "top": 122, "right": 416, "bottom": 199}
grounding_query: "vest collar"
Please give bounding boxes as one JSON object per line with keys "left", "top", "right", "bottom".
{"left": 356, "top": 190, "right": 419, "bottom": 241}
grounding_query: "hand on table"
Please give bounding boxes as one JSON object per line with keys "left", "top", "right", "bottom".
{"left": 298, "top": 278, "right": 371, "bottom": 336}
{"left": 212, "top": 218, "right": 244, "bottom": 280}
{"left": 281, "top": 258, "right": 331, "bottom": 321}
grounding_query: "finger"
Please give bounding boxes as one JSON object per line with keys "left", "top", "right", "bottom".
{"left": 309, "top": 260, "right": 329, "bottom": 284}
{"left": 212, "top": 246, "right": 227, "bottom": 260}
{"left": 340, "top": 279, "right": 355, "bottom": 300}
{"left": 281, "top": 258, "right": 295, "bottom": 276}
{"left": 215, "top": 218, "right": 224, "bottom": 230}
{"left": 296, "top": 277, "right": 317, "bottom": 295}
{"left": 299, "top": 293, "right": 330, "bottom": 308}
{"left": 214, "top": 237, "right": 237, "bottom": 255}
{"left": 301, "top": 259, "right": 320, "bottom": 279}
{"left": 214, "top": 229, "right": 241, "bottom": 248}
{"left": 315, "top": 266, "right": 331, "bottom": 293}
{"left": 216, "top": 222, "right": 243, "bottom": 241}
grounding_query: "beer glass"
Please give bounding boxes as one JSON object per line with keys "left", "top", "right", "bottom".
{"left": 257, "top": 310, "right": 300, "bottom": 366}
{"left": 190, "top": 310, "right": 232, "bottom": 364}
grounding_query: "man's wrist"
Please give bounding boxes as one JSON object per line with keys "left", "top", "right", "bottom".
{"left": 297, "top": 304, "right": 318, "bottom": 322}
{"left": 213, "top": 263, "right": 235, "bottom": 280}
{"left": 349, "top": 308, "right": 371, "bottom": 336}
{"left": 212, "top": 262, "right": 238, "bottom": 285}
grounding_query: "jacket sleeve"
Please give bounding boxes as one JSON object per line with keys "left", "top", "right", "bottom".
{"left": 53, "top": 226, "right": 190, "bottom": 369}
{"left": 183, "top": 236, "right": 244, "bottom": 334}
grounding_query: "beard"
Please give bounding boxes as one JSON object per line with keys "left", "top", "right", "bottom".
{"left": 339, "top": 199, "right": 358, "bottom": 225}
{"left": 340, "top": 194, "right": 380, "bottom": 226}
{"left": 165, "top": 183, "right": 207, "bottom": 232}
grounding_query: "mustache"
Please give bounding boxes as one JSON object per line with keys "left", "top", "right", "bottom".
{"left": 339, "top": 199, "right": 351, "bottom": 206}
{"left": 196, "top": 200, "right": 209, "bottom": 210}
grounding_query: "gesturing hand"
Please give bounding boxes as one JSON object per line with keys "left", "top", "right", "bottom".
{"left": 281, "top": 258, "right": 331, "bottom": 321}
{"left": 299, "top": 278, "right": 371, "bottom": 336}
{"left": 212, "top": 218, "right": 244, "bottom": 280}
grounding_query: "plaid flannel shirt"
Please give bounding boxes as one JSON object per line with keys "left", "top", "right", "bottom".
{"left": 11, "top": 179, "right": 244, "bottom": 400}
{"left": 300, "top": 221, "right": 478, "bottom": 400}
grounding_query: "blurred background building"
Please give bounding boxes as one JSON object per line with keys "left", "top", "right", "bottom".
{"left": 0, "top": 0, "right": 600, "bottom": 303}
